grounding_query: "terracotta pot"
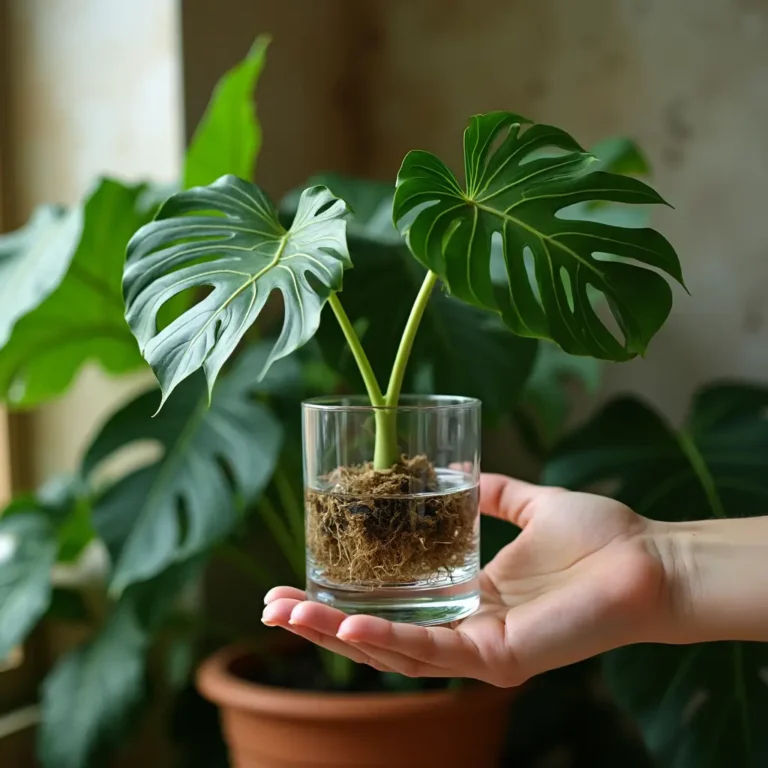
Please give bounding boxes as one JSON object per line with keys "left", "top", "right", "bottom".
{"left": 197, "top": 642, "right": 516, "bottom": 768}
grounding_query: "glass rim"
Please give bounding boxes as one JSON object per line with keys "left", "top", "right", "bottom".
{"left": 301, "top": 394, "right": 481, "bottom": 412}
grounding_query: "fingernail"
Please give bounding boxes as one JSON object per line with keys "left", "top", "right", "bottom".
{"left": 261, "top": 618, "right": 276, "bottom": 627}
{"left": 336, "top": 632, "right": 359, "bottom": 643}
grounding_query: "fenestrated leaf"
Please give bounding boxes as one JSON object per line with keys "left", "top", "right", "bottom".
{"left": 0, "top": 179, "right": 153, "bottom": 408}
{"left": 544, "top": 383, "right": 768, "bottom": 767}
{"left": 123, "top": 175, "right": 350, "bottom": 406}
{"left": 38, "top": 603, "right": 146, "bottom": 768}
{"left": 183, "top": 36, "right": 269, "bottom": 189}
{"left": 38, "top": 558, "right": 201, "bottom": 768}
{"left": 0, "top": 510, "right": 57, "bottom": 658}
{"left": 0, "top": 205, "right": 82, "bottom": 348}
{"left": 285, "top": 174, "right": 537, "bottom": 417}
{"left": 393, "top": 112, "right": 684, "bottom": 362}
{"left": 83, "top": 344, "right": 284, "bottom": 592}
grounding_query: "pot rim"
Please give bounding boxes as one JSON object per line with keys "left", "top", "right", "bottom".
{"left": 196, "top": 642, "right": 513, "bottom": 720}
{"left": 301, "top": 394, "right": 481, "bottom": 413}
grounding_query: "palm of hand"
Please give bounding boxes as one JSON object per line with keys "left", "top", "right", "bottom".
{"left": 262, "top": 477, "right": 668, "bottom": 687}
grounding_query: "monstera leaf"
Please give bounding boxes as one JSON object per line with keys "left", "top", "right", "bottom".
{"left": 123, "top": 175, "right": 350, "bottom": 406}
{"left": 183, "top": 35, "right": 268, "bottom": 189}
{"left": 544, "top": 383, "right": 768, "bottom": 767}
{"left": 393, "top": 112, "right": 684, "bottom": 361}
{"left": 284, "top": 174, "right": 537, "bottom": 417}
{"left": 38, "top": 558, "right": 200, "bottom": 768}
{"left": 0, "top": 206, "right": 82, "bottom": 349}
{"left": 84, "top": 344, "right": 286, "bottom": 592}
{"left": 0, "top": 179, "right": 153, "bottom": 407}
{"left": 0, "top": 510, "right": 57, "bottom": 659}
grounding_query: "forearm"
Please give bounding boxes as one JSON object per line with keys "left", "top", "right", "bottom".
{"left": 657, "top": 516, "right": 768, "bottom": 643}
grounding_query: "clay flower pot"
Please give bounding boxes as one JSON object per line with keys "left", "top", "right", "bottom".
{"left": 197, "top": 643, "right": 516, "bottom": 768}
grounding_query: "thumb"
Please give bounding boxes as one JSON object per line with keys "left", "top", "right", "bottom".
{"left": 479, "top": 473, "right": 561, "bottom": 528}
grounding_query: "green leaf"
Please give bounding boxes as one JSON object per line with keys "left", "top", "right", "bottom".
{"left": 183, "top": 35, "right": 269, "bottom": 189}
{"left": 0, "top": 206, "right": 83, "bottom": 347}
{"left": 393, "top": 112, "right": 684, "bottom": 362}
{"left": 287, "top": 174, "right": 537, "bottom": 418}
{"left": 83, "top": 346, "right": 284, "bottom": 592}
{"left": 38, "top": 474, "right": 95, "bottom": 563}
{"left": 590, "top": 136, "right": 650, "bottom": 176}
{"left": 0, "top": 179, "right": 152, "bottom": 408}
{"left": 0, "top": 510, "right": 57, "bottom": 659}
{"left": 38, "top": 604, "right": 146, "bottom": 768}
{"left": 519, "top": 341, "right": 602, "bottom": 450}
{"left": 123, "top": 175, "right": 350, "bottom": 406}
{"left": 38, "top": 558, "right": 199, "bottom": 768}
{"left": 544, "top": 383, "right": 768, "bottom": 766}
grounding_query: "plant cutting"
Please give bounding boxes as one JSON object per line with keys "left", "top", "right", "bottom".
{"left": 123, "top": 110, "right": 684, "bottom": 625}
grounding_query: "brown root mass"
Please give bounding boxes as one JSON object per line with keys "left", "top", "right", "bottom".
{"left": 306, "top": 455, "right": 477, "bottom": 586}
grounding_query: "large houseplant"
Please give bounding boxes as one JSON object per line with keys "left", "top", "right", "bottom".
{"left": 1, "top": 32, "right": 764, "bottom": 768}
{"left": 116, "top": 29, "right": 685, "bottom": 768}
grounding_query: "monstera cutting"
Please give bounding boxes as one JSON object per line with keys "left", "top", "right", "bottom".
{"left": 123, "top": 111, "right": 683, "bottom": 622}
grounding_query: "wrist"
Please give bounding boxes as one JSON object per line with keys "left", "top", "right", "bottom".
{"left": 650, "top": 517, "right": 768, "bottom": 644}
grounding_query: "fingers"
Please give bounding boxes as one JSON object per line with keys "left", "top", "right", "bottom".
{"left": 260, "top": 600, "right": 472, "bottom": 678}
{"left": 479, "top": 473, "right": 562, "bottom": 528}
{"left": 264, "top": 586, "right": 306, "bottom": 604}
{"left": 262, "top": 598, "right": 388, "bottom": 668}
{"left": 337, "top": 614, "right": 484, "bottom": 678}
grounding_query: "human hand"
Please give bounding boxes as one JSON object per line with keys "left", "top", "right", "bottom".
{"left": 261, "top": 474, "right": 679, "bottom": 687}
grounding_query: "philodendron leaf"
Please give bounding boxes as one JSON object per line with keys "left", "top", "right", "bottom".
{"left": 83, "top": 343, "right": 284, "bottom": 592}
{"left": 0, "top": 178, "right": 153, "bottom": 408}
{"left": 38, "top": 558, "right": 200, "bottom": 768}
{"left": 393, "top": 112, "right": 684, "bottom": 361}
{"left": 0, "top": 511, "right": 57, "bottom": 659}
{"left": 544, "top": 383, "right": 768, "bottom": 767}
{"left": 183, "top": 35, "right": 269, "bottom": 189}
{"left": 123, "top": 175, "right": 350, "bottom": 406}
{"left": 286, "top": 174, "right": 537, "bottom": 419}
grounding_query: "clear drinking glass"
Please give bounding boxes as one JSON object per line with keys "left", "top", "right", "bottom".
{"left": 302, "top": 395, "right": 481, "bottom": 625}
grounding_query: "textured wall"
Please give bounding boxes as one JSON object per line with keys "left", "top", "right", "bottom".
{"left": 359, "top": 0, "right": 768, "bottom": 423}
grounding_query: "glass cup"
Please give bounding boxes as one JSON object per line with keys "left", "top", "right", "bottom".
{"left": 302, "top": 395, "right": 481, "bottom": 625}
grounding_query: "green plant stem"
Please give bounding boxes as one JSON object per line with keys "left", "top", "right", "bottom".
{"left": 385, "top": 270, "right": 439, "bottom": 407}
{"left": 328, "top": 274, "right": 438, "bottom": 471}
{"left": 370, "top": 271, "right": 439, "bottom": 470}
{"left": 258, "top": 495, "right": 304, "bottom": 578}
{"left": 273, "top": 466, "right": 304, "bottom": 544}
{"left": 328, "top": 294, "right": 384, "bottom": 406}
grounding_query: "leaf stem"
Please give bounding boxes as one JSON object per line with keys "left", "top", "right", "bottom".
{"left": 273, "top": 466, "right": 304, "bottom": 544}
{"left": 385, "top": 271, "right": 438, "bottom": 406}
{"left": 328, "top": 294, "right": 384, "bottom": 406}
{"left": 258, "top": 495, "right": 304, "bottom": 578}
{"left": 676, "top": 430, "right": 726, "bottom": 519}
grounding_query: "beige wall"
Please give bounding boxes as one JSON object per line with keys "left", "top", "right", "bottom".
{"left": 6, "top": 0, "right": 184, "bottom": 483}
{"left": 185, "top": 0, "right": 768, "bottom": 426}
